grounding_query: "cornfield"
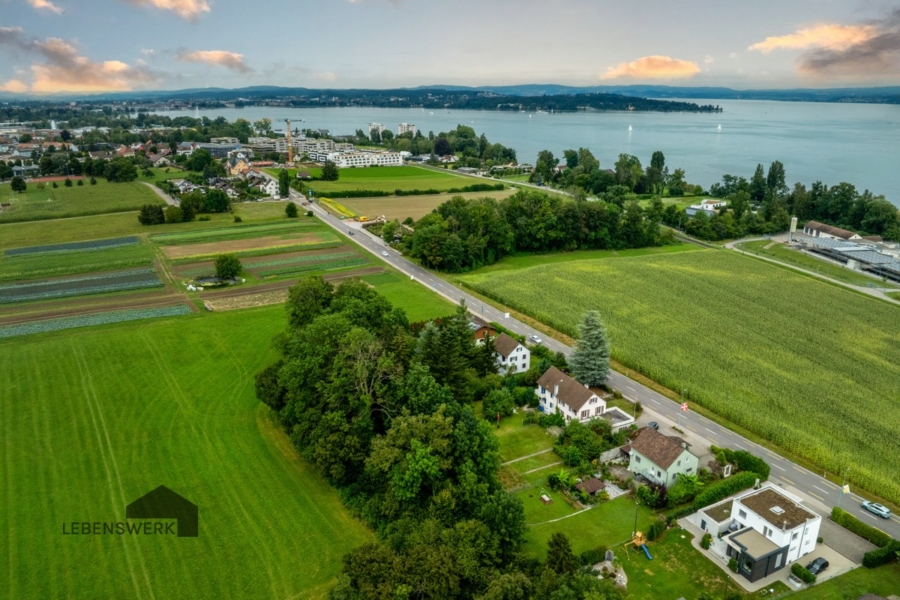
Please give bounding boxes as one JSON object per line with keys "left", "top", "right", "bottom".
{"left": 462, "top": 251, "right": 900, "bottom": 503}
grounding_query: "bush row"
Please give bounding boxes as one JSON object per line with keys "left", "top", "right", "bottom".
{"left": 710, "top": 446, "right": 771, "bottom": 481}
{"left": 831, "top": 507, "right": 893, "bottom": 548}
{"left": 791, "top": 563, "right": 816, "bottom": 584}
{"left": 315, "top": 183, "right": 505, "bottom": 199}
{"left": 692, "top": 472, "right": 760, "bottom": 512}
{"left": 863, "top": 540, "right": 900, "bottom": 568}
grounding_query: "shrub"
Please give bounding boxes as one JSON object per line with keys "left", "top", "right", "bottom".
{"left": 579, "top": 546, "right": 608, "bottom": 566}
{"left": 36, "top": 182, "right": 46, "bottom": 190}
{"left": 285, "top": 202, "right": 298, "bottom": 218}
{"left": 77, "top": 179, "right": 84, "bottom": 186}
{"left": 64, "top": 177, "right": 72, "bottom": 187}
{"left": 164, "top": 206, "right": 183, "bottom": 223}
{"left": 728, "top": 558, "right": 738, "bottom": 573}
{"left": 90, "top": 176, "right": 97, "bottom": 185}
{"left": 666, "top": 480, "right": 697, "bottom": 508}
{"left": 646, "top": 517, "right": 667, "bottom": 541}
{"left": 831, "top": 507, "right": 893, "bottom": 548}
{"left": 791, "top": 562, "right": 816, "bottom": 584}
{"left": 214, "top": 254, "right": 242, "bottom": 279}
{"left": 233, "top": 215, "right": 242, "bottom": 223}
{"left": 198, "top": 215, "right": 211, "bottom": 221}
{"left": 306, "top": 210, "right": 313, "bottom": 217}
{"left": 701, "top": 533, "right": 712, "bottom": 549}
{"left": 692, "top": 472, "right": 758, "bottom": 511}
{"left": 547, "top": 473, "right": 562, "bottom": 491}
{"left": 52, "top": 181, "right": 58, "bottom": 188}
{"left": 862, "top": 540, "right": 900, "bottom": 568}
{"left": 537, "top": 412, "right": 565, "bottom": 428}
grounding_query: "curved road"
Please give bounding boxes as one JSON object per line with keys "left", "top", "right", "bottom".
{"left": 295, "top": 186, "right": 900, "bottom": 539}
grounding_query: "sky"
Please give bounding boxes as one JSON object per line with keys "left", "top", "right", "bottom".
{"left": 1, "top": 0, "right": 900, "bottom": 94}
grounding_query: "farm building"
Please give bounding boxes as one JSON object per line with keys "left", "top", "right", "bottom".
{"left": 802, "top": 221, "right": 861, "bottom": 240}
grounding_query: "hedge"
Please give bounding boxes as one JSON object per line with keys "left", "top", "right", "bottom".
{"left": 863, "top": 540, "right": 900, "bottom": 568}
{"left": 831, "top": 507, "right": 893, "bottom": 548}
{"left": 692, "top": 472, "right": 759, "bottom": 511}
{"left": 710, "top": 446, "right": 770, "bottom": 481}
{"left": 791, "top": 563, "right": 816, "bottom": 584}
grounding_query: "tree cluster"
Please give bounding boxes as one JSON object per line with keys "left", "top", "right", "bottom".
{"left": 402, "top": 190, "right": 671, "bottom": 272}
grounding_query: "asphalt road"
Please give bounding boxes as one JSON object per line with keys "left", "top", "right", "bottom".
{"left": 296, "top": 187, "right": 900, "bottom": 540}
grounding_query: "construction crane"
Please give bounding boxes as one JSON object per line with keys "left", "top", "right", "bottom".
{"left": 285, "top": 119, "right": 294, "bottom": 164}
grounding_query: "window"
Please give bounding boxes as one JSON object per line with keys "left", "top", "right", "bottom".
{"left": 792, "top": 532, "right": 799, "bottom": 540}
{"left": 738, "top": 509, "right": 747, "bottom": 519}
{"left": 775, "top": 554, "right": 783, "bottom": 569}
{"left": 686, "top": 467, "right": 693, "bottom": 473}
{"left": 657, "top": 470, "right": 662, "bottom": 478}
{"left": 677, "top": 460, "right": 681, "bottom": 466}
{"left": 581, "top": 410, "right": 589, "bottom": 418}
{"left": 764, "top": 526, "right": 772, "bottom": 538}
{"left": 540, "top": 386, "right": 545, "bottom": 394}
{"left": 635, "top": 456, "right": 641, "bottom": 463}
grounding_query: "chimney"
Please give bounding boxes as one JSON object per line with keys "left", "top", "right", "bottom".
{"left": 782, "top": 520, "right": 787, "bottom": 532}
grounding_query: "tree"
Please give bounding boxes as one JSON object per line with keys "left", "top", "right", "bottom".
{"left": 214, "top": 254, "right": 242, "bottom": 279}
{"left": 138, "top": 204, "right": 165, "bottom": 225}
{"left": 164, "top": 206, "right": 183, "bottom": 223}
{"left": 278, "top": 168, "right": 290, "bottom": 197}
{"left": 322, "top": 160, "right": 339, "bottom": 181}
{"left": 434, "top": 137, "right": 453, "bottom": 156}
{"left": 253, "top": 118, "right": 272, "bottom": 135}
{"left": 547, "top": 533, "right": 578, "bottom": 575}
{"left": 105, "top": 157, "right": 138, "bottom": 183}
{"left": 483, "top": 389, "right": 515, "bottom": 422}
{"left": 614, "top": 154, "right": 643, "bottom": 191}
{"left": 90, "top": 176, "right": 97, "bottom": 185}
{"left": 185, "top": 148, "right": 212, "bottom": 172}
{"left": 285, "top": 201, "right": 298, "bottom": 218}
{"left": 64, "top": 177, "right": 73, "bottom": 187}
{"left": 533, "top": 150, "right": 558, "bottom": 183}
{"left": 766, "top": 160, "right": 787, "bottom": 198}
{"left": 10, "top": 176, "right": 26, "bottom": 193}
{"left": 749, "top": 164, "right": 766, "bottom": 203}
{"left": 285, "top": 276, "right": 334, "bottom": 329}
{"left": 204, "top": 189, "right": 230, "bottom": 213}
{"left": 569, "top": 311, "right": 611, "bottom": 386}
{"left": 0, "top": 162, "right": 12, "bottom": 181}
{"left": 667, "top": 168, "right": 687, "bottom": 197}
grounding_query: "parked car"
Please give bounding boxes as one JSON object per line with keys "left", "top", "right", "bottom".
{"left": 861, "top": 500, "right": 892, "bottom": 519}
{"left": 805, "top": 557, "right": 829, "bottom": 575}
{"left": 529, "top": 334, "right": 542, "bottom": 344}
{"left": 647, "top": 421, "right": 659, "bottom": 430}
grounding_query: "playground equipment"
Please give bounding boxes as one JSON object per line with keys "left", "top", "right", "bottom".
{"left": 624, "top": 531, "right": 653, "bottom": 560}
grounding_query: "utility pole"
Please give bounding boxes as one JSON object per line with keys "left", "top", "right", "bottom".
{"left": 633, "top": 498, "right": 640, "bottom": 538}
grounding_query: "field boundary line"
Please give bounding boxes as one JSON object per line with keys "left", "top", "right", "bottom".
{"left": 502, "top": 448, "right": 555, "bottom": 465}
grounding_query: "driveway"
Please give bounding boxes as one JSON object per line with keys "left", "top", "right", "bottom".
{"left": 818, "top": 518, "right": 877, "bottom": 564}
{"left": 803, "top": 542, "right": 857, "bottom": 585}
{"left": 142, "top": 182, "right": 178, "bottom": 206}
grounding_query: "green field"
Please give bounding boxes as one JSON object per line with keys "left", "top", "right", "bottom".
{"left": 0, "top": 179, "right": 163, "bottom": 223}
{"left": 789, "top": 562, "right": 900, "bottom": 599}
{"left": 279, "top": 165, "right": 475, "bottom": 195}
{"left": 737, "top": 240, "right": 899, "bottom": 289}
{"left": 461, "top": 250, "right": 900, "bottom": 503}
{"left": 342, "top": 189, "right": 515, "bottom": 222}
{"left": 1, "top": 306, "right": 373, "bottom": 599}
{"left": 0, "top": 242, "right": 154, "bottom": 282}
{"left": 359, "top": 272, "right": 455, "bottom": 322}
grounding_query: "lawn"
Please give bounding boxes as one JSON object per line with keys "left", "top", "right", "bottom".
{"left": 461, "top": 250, "right": 900, "bottom": 504}
{"left": 0, "top": 306, "right": 373, "bottom": 599}
{"left": 737, "top": 240, "right": 899, "bottom": 289}
{"left": 286, "top": 165, "right": 478, "bottom": 195}
{"left": 359, "top": 272, "right": 455, "bottom": 322}
{"left": 789, "top": 562, "right": 900, "bottom": 599}
{"left": 342, "top": 189, "right": 515, "bottom": 222}
{"left": 492, "top": 412, "right": 557, "bottom": 464}
{"left": 523, "top": 496, "right": 655, "bottom": 559}
{"left": 0, "top": 179, "right": 163, "bottom": 222}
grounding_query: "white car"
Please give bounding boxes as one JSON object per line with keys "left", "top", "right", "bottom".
{"left": 861, "top": 500, "right": 892, "bottom": 519}
{"left": 530, "top": 334, "right": 542, "bottom": 344}
{"left": 381, "top": 251, "right": 390, "bottom": 257}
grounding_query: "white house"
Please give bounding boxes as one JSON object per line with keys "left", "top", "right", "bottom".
{"left": 535, "top": 366, "right": 606, "bottom": 422}
{"left": 260, "top": 179, "right": 279, "bottom": 197}
{"left": 692, "top": 484, "right": 821, "bottom": 584}
{"left": 627, "top": 427, "right": 699, "bottom": 488}
{"left": 803, "top": 220, "right": 861, "bottom": 240}
{"left": 492, "top": 333, "right": 530, "bottom": 375}
{"left": 700, "top": 199, "right": 727, "bottom": 210}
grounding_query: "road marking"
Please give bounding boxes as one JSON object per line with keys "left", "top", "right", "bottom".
{"left": 772, "top": 464, "right": 786, "bottom": 471}
{"left": 779, "top": 476, "right": 795, "bottom": 485}
{"left": 683, "top": 425, "right": 696, "bottom": 433}
{"left": 813, "top": 485, "right": 830, "bottom": 495}
{"left": 767, "top": 452, "right": 779, "bottom": 460}
{"left": 649, "top": 399, "right": 659, "bottom": 405}
{"left": 627, "top": 386, "right": 636, "bottom": 392}
{"left": 809, "top": 492, "right": 825, "bottom": 502}
{"left": 704, "top": 427, "right": 716, "bottom": 434}
{"left": 706, "top": 437, "right": 717, "bottom": 444}
{"left": 733, "top": 443, "right": 747, "bottom": 450}
{"left": 851, "top": 494, "right": 865, "bottom": 502}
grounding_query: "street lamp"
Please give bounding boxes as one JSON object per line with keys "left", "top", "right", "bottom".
{"left": 633, "top": 498, "right": 641, "bottom": 538}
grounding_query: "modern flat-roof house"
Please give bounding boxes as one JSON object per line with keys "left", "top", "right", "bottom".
{"left": 536, "top": 366, "right": 606, "bottom": 423}
{"left": 692, "top": 484, "right": 821, "bottom": 584}
{"left": 493, "top": 333, "right": 530, "bottom": 375}
{"left": 803, "top": 220, "right": 861, "bottom": 240}
{"left": 627, "top": 427, "right": 699, "bottom": 488}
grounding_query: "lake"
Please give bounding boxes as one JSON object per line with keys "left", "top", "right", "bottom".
{"left": 156, "top": 100, "right": 900, "bottom": 206}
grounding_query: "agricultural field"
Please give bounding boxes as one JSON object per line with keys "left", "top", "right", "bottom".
{"left": 0, "top": 306, "right": 374, "bottom": 598}
{"left": 461, "top": 250, "right": 900, "bottom": 504}
{"left": 0, "top": 238, "right": 154, "bottom": 282}
{"left": 342, "top": 189, "right": 515, "bottom": 222}
{"left": 737, "top": 240, "right": 899, "bottom": 289}
{"left": 277, "top": 165, "right": 479, "bottom": 195}
{"left": 0, "top": 268, "right": 162, "bottom": 304}
{"left": 0, "top": 179, "right": 163, "bottom": 223}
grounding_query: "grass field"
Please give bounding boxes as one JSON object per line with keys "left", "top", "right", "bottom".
{"left": 342, "top": 189, "right": 516, "bottom": 222}
{"left": 359, "top": 272, "right": 455, "bottom": 322}
{"left": 461, "top": 250, "right": 900, "bottom": 504}
{"left": 286, "top": 165, "right": 474, "bottom": 195}
{"left": 737, "top": 240, "right": 899, "bottom": 289}
{"left": 0, "top": 179, "right": 163, "bottom": 223}
{"left": 0, "top": 306, "right": 374, "bottom": 599}
{"left": 789, "top": 562, "right": 900, "bottom": 599}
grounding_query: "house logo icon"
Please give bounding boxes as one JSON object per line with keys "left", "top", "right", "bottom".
{"left": 126, "top": 485, "right": 198, "bottom": 538}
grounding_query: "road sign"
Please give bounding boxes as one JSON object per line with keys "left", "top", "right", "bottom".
{"left": 680, "top": 403, "right": 688, "bottom": 411}
{"left": 842, "top": 484, "right": 850, "bottom": 494}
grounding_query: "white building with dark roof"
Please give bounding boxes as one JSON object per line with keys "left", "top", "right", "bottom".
{"left": 493, "top": 333, "right": 530, "bottom": 375}
{"left": 536, "top": 366, "right": 606, "bottom": 422}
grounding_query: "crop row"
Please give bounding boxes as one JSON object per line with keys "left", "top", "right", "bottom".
{"left": 461, "top": 251, "right": 900, "bottom": 504}
{"left": 246, "top": 251, "right": 358, "bottom": 269}
{"left": 5, "top": 236, "right": 140, "bottom": 257}
{"left": 0, "top": 304, "right": 193, "bottom": 339}
{"left": 256, "top": 258, "right": 368, "bottom": 278}
{"left": 170, "top": 240, "right": 341, "bottom": 263}
{"left": 150, "top": 222, "right": 316, "bottom": 245}
{"left": 319, "top": 198, "right": 358, "bottom": 218}
{"left": 0, "top": 258, "right": 154, "bottom": 283}
{"left": 0, "top": 269, "right": 162, "bottom": 304}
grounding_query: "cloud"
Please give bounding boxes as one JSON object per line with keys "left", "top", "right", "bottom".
{"left": 748, "top": 24, "right": 876, "bottom": 53}
{"left": 141, "top": 48, "right": 155, "bottom": 55}
{"left": 0, "top": 79, "right": 29, "bottom": 93}
{"left": 703, "top": 55, "right": 714, "bottom": 65}
{"left": 601, "top": 55, "right": 701, "bottom": 80}
{"left": 0, "top": 28, "right": 158, "bottom": 93}
{"left": 27, "top": 0, "right": 63, "bottom": 14}
{"left": 314, "top": 71, "right": 337, "bottom": 82}
{"left": 176, "top": 49, "right": 251, "bottom": 73}
{"left": 126, "top": 0, "right": 210, "bottom": 20}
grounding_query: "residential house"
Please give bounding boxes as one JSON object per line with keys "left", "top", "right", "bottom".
{"left": 535, "top": 366, "right": 606, "bottom": 423}
{"left": 693, "top": 484, "right": 821, "bottom": 584}
{"left": 116, "top": 145, "right": 135, "bottom": 158}
{"left": 468, "top": 315, "right": 497, "bottom": 341}
{"left": 147, "top": 154, "right": 171, "bottom": 168}
{"left": 227, "top": 156, "right": 251, "bottom": 176}
{"left": 700, "top": 199, "right": 727, "bottom": 210}
{"left": 493, "top": 333, "right": 530, "bottom": 375}
{"left": 627, "top": 427, "right": 699, "bottom": 487}
{"left": 88, "top": 151, "right": 116, "bottom": 161}
{"left": 803, "top": 220, "right": 862, "bottom": 241}
{"left": 260, "top": 179, "right": 279, "bottom": 197}
{"left": 177, "top": 142, "right": 197, "bottom": 156}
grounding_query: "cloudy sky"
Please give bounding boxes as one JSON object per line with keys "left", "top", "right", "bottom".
{"left": 1, "top": 0, "right": 899, "bottom": 94}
